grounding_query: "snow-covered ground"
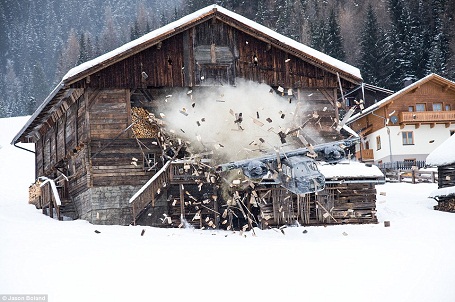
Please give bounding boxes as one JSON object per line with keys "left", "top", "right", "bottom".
{"left": 1, "top": 116, "right": 454, "bottom": 302}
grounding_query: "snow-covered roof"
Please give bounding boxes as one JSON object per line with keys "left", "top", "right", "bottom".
{"left": 63, "top": 5, "right": 362, "bottom": 83}
{"left": 347, "top": 73, "right": 455, "bottom": 124}
{"left": 429, "top": 185, "right": 455, "bottom": 198}
{"left": 426, "top": 135, "right": 455, "bottom": 166}
{"left": 318, "top": 161, "right": 384, "bottom": 179}
{"left": 12, "top": 4, "right": 362, "bottom": 146}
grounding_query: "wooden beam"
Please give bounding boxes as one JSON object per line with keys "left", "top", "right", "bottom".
{"left": 410, "top": 86, "right": 420, "bottom": 93}
{"left": 180, "top": 184, "right": 185, "bottom": 219}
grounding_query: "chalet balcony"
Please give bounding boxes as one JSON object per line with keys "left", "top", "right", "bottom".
{"left": 356, "top": 149, "right": 374, "bottom": 161}
{"left": 400, "top": 111, "right": 455, "bottom": 128}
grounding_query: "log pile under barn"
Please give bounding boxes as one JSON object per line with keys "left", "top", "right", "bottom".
{"left": 28, "top": 180, "right": 42, "bottom": 208}
{"left": 319, "top": 182, "right": 378, "bottom": 224}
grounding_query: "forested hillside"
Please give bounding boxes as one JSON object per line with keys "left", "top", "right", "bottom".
{"left": 1, "top": 0, "right": 454, "bottom": 118}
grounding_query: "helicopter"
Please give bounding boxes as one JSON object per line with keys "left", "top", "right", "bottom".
{"left": 215, "top": 137, "right": 359, "bottom": 195}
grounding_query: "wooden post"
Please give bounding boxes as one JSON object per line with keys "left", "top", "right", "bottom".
{"left": 49, "top": 196, "right": 54, "bottom": 219}
{"left": 132, "top": 203, "right": 136, "bottom": 226}
{"left": 412, "top": 170, "right": 416, "bottom": 184}
{"left": 180, "top": 184, "right": 185, "bottom": 221}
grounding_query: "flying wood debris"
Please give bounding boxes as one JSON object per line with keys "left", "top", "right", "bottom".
{"left": 252, "top": 117, "right": 264, "bottom": 126}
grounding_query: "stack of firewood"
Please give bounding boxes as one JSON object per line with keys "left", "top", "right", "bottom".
{"left": 28, "top": 181, "right": 41, "bottom": 208}
{"left": 131, "top": 107, "right": 160, "bottom": 138}
{"left": 435, "top": 198, "right": 455, "bottom": 212}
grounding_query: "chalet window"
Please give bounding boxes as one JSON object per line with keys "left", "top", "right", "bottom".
{"left": 415, "top": 104, "right": 426, "bottom": 112}
{"left": 445, "top": 104, "right": 451, "bottom": 111}
{"left": 376, "top": 135, "right": 381, "bottom": 150}
{"left": 402, "top": 131, "right": 414, "bottom": 145}
{"left": 433, "top": 103, "right": 442, "bottom": 111}
{"left": 144, "top": 153, "right": 156, "bottom": 171}
{"left": 408, "top": 106, "right": 414, "bottom": 112}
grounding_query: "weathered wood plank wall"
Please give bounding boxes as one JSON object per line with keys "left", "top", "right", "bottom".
{"left": 69, "top": 19, "right": 354, "bottom": 91}
{"left": 90, "top": 139, "right": 161, "bottom": 187}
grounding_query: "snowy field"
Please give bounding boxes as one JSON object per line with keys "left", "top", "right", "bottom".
{"left": 1, "top": 116, "right": 455, "bottom": 302}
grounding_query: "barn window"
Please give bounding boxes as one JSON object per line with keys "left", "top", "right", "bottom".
{"left": 402, "top": 131, "right": 414, "bottom": 145}
{"left": 144, "top": 153, "right": 157, "bottom": 171}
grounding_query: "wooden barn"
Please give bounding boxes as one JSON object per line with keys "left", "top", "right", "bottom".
{"left": 13, "top": 5, "right": 365, "bottom": 227}
{"left": 427, "top": 134, "right": 455, "bottom": 212}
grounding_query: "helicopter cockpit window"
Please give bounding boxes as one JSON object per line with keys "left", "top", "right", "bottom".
{"left": 307, "top": 161, "right": 318, "bottom": 171}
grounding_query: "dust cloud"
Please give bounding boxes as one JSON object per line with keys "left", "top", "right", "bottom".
{"left": 156, "top": 79, "right": 315, "bottom": 162}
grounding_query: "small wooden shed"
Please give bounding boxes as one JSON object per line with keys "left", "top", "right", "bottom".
{"left": 317, "top": 161, "right": 384, "bottom": 224}
{"left": 427, "top": 135, "right": 455, "bottom": 212}
{"left": 14, "top": 5, "right": 362, "bottom": 226}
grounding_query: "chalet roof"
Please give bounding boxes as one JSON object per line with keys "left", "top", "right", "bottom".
{"left": 347, "top": 73, "right": 455, "bottom": 125}
{"left": 12, "top": 4, "right": 362, "bottom": 146}
{"left": 426, "top": 134, "right": 455, "bottom": 166}
{"left": 318, "top": 161, "right": 384, "bottom": 179}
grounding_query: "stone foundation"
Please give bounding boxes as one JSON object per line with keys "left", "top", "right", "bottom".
{"left": 73, "top": 185, "right": 142, "bottom": 225}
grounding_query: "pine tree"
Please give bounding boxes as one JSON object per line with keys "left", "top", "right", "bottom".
{"left": 310, "top": 18, "right": 327, "bottom": 52}
{"left": 77, "top": 32, "right": 89, "bottom": 65}
{"left": 100, "top": 6, "right": 119, "bottom": 53}
{"left": 387, "top": 0, "right": 414, "bottom": 90}
{"left": 55, "top": 29, "right": 80, "bottom": 81}
{"left": 255, "top": 0, "right": 267, "bottom": 25}
{"left": 359, "top": 4, "right": 385, "bottom": 86}
{"left": 276, "top": 0, "right": 293, "bottom": 37}
{"left": 30, "top": 62, "right": 48, "bottom": 109}
{"left": 2, "top": 59, "right": 24, "bottom": 117}
{"left": 425, "top": 0, "right": 451, "bottom": 76}
{"left": 324, "top": 8, "right": 345, "bottom": 61}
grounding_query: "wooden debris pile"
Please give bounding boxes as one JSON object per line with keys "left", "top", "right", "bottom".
{"left": 131, "top": 107, "right": 161, "bottom": 138}
{"left": 165, "top": 181, "right": 220, "bottom": 229}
